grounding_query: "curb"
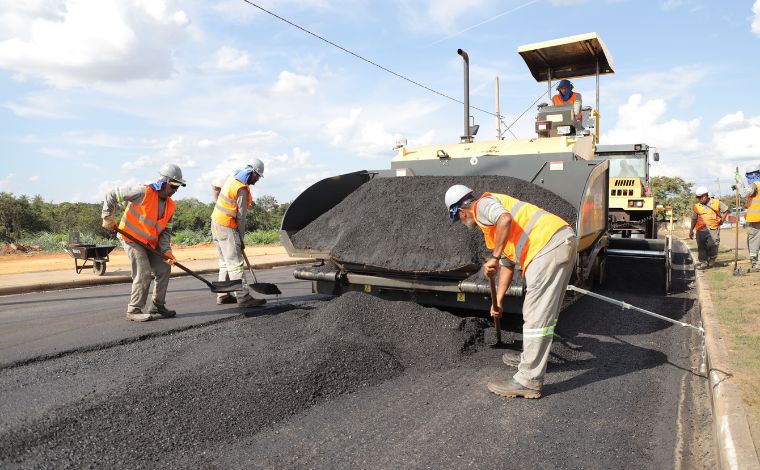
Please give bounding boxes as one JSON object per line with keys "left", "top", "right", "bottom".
{"left": 0, "top": 258, "right": 316, "bottom": 297}
{"left": 691, "top": 245, "right": 760, "bottom": 469}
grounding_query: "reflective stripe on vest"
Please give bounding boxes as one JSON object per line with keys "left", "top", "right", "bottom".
{"left": 211, "top": 176, "right": 253, "bottom": 228}
{"left": 746, "top": 182, "right": 760, "bottom": 223}
{"left": 118, "top": 185, "right": 176, "bottom": 249}
{"left": 473, "top": 193, "right": 569, "bottom": 273}
{"left": 694, "top": 199, "right": 721, "bottom": 230}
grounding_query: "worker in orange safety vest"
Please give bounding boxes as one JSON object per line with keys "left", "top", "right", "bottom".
{"left": 102, "top": 163, "right": 185, "bottom": 322}
{"left": 445, "top": 184, "right": 577, "bottom": 399}
{"left": 735, "top": 163, "right": 760, "bottom": 270}
{"left": 211, "top": 159, "right": 266, "bottom": 308}
{"left": 689, "top": 186, "right": 729, "bottom": 269}
{"left": 552, "top": 79, "right": 582, "bottom": 122}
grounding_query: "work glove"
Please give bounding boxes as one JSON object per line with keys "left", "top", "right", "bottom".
{"left": 163, "top": 251, "right": 176, "bottom": 265}
{"left": 731, "top": 184, "right": 737, "bottom": 191}
{"left": 490, "top": 304, "right": 502, "bottom": 319}
{"left": 102, "top": 216, "right": 116, "bottom": 231}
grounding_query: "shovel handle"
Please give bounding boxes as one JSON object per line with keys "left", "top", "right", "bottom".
{"left": 113, "top": 227, "right": 215, "bottom": 289}
{"left": 489, "top": 277, "right": 502, "bottom": 343}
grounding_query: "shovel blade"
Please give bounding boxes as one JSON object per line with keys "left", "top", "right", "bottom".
{"left": 249, "top": 283, "right": 281, "bottom": 295}
{"left": 211, "top": 279, "right": 243, "bottom": 293}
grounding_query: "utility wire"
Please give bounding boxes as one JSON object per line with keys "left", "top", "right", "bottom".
{"left": 241, "top": 0, "right": 547, "bottom": 137}
{"left": 240, "top": 0, "right": 497, "bottom": 117}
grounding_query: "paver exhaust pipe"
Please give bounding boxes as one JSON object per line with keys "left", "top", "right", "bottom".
{"left": 458, "top": 49, "right": 472, "bottom": 143}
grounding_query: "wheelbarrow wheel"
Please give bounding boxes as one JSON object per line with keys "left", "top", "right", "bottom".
{"left": 93, "top": 261, "right": 107, "bottom": 276}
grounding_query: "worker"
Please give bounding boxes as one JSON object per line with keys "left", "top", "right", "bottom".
{"left": 689, "top": 186, "right": 729, "bottom": 269}
{"left": 735, "top": 164, "right": 760, "bottom": 271}
{"left": 211, "top": 159, "right": 266, "bottom": 307}
{"left": 552, "top": 79, "right": 582, "bottom": 121}
{"left": 445, "top": 184, "right": 577, "bottom": 399}
{"left": 101, "top": 164, "right": 185, "bottom": 322}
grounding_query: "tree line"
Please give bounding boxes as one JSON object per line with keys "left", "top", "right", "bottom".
{"left": 0, "top": 192, "right": 289, "bottom": 244}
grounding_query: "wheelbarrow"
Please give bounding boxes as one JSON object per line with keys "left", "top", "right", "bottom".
{"left": 63, "top": 232, "right": 117, "bottom": 276}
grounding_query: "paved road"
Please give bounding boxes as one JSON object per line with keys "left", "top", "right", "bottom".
{"left": 0, "top": 247, "right": 714, "bottom": 469}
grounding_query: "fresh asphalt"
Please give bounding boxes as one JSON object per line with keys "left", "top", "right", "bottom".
{"left": 0, "top": 245, "right": 714, "bottom": 469}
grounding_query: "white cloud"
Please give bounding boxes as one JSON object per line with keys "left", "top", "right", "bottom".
{"left": 29, "top": 175, "right": 40, "bottom": 182}
{"left": 39, "top": 147, "right": 71, "bottom": 158}
{"left": 712, "top": 111, "right": 760, "bottom": 159}
{"left": 753, "top": 0, "right": 760, "bottom": 36}
{"left": 550, "top": 0, "right": 588, "bottom": 4}
{"left": 0, "top": 173, "right": 15, "bottom": 191}
{"left": 0, "top": 0, "right": 189, "bottom": 87}
{"left": 271, "top": 70, "right": 318, "bottom": 95}
{"left": 213, "top": 46, "right": 250, "bottom": 71}
{"left": 604, "top": 65, "right": 709, "bottom": 108}
{"left": 602, "top": 94, "right": 702, "bottom": 151}
{"left": 662, "top": 0, "right": 685, "bottom": 10}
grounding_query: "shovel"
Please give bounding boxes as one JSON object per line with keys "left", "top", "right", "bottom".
{"left": 114, "top": 227, "right": 242, "bottom": 294}
{"left": 241, "top": 248, "right": 282, "bottom": 295}
{"left": 489, "top": 276, "right": 505, "bottom": 346}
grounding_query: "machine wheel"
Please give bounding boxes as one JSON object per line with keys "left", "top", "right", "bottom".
{"left": 593, "top": 256, "right": 607, "bottom": 287}
{"left": 93, "top": 261, "right": 107, "bottom": 276}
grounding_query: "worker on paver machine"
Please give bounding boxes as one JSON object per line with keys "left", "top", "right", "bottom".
{"left": 445, "top": 184, "right": 578, "bottom": 399}
{"left": 689, "top": 186, "right": 729, "bottom": 269}
{"left": 552, "top": 79, "right": 583, "bottom": 123}
{"left": 735, "top": 163, "right": 760, "bottom": 271}
{"left": 211, "top": 159, "right": 267, "bottom": 307}
{"left": 102, "top": 163, "right": 185, "bottom": 322}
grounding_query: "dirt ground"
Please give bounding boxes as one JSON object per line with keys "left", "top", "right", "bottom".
{"left": 0, "top": 243, "right": 286, "bottom": 276}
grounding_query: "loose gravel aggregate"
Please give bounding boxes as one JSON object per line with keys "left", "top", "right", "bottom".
{"left": 290, "top": 176, "right": 577, "bottom": 272}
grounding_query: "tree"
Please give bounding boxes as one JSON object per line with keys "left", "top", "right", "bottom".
{"left": 651, "top": 176, "right": 694, "bottom": 219}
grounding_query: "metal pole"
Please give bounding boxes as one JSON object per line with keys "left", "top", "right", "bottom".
{"left": 735, "top": 166, "right": 740, "bottom": 273}
{"left": 716, "top": 177, "right": 721, "bottom": 200}
{"left": 457, "top": 49, "right": 471, "bottom": 143}
{"left": 595, "top": 58, "right": 600, "bottom": 118}
{"left": 495, "top": 76, "right": 502, "bottom": 140}
{"left": 567, "top": 285, "right": 705, "bottom": 334}
{"left": 547, "top": 67, "right": 552, "bottom": 103}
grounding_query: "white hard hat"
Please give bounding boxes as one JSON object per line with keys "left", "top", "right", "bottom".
{"left": 445, "top": 184, "right": 474, "bottom": 224}
{"left": 694, "top": 186, "right": 709, "bottom": 196}
{"left": 159, "top": 163, "right": 186, "bottom": 187}
{"left": 249, "top": 158, "right": 264, "bottom": 178}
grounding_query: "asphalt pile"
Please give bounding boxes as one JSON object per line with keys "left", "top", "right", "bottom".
{"left": 291, "top": 175, "right": 577, "bottom": 272}
{"left": 0, "top": 293, "right": 489, "bottom": 468}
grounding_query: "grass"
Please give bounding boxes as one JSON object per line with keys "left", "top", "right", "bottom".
{"left": 9, "top": 229, "right": 281, "bottom": 252}
{"left": 678, "top": 226, "right": 760, "bottom": 448}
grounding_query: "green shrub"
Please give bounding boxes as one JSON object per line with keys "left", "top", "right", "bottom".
{"left": 172, "top": 229, "right": 211, "bottom": 246}
{"left": 245, "top": 230, "right": 280, "bottom": 245}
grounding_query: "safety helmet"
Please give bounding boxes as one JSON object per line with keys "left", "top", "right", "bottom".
{"left": 445, "top": 184, "right": 474, "bottom": 224}
{"left": 159, "top": 163, "right": 186, "bottom": 187}
{"left": 746, "top": 163, "right": 760, "bottom": 174}
{"left": 249, "top": 158, "right": 264, "bottom": 178}
{"left": 694, "top": 186, "right": 709, "bottom": 197}
{"left": 556, "top": 79, "right": 573, "bottom": 90}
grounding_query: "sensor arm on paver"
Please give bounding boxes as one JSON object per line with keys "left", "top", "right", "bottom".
{"left": 566, "top": 285, "right": 705, "bottom": 335}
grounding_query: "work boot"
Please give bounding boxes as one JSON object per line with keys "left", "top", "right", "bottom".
{"left": 501, "top": 350, "right": 521, "bottom": 368}
{"left": 237, "top": 296, "right": 266, "bottom": 308}
{"left": 126, "top": 310, "right": 151, "bottom": 322}
{"left": 487, "top": 378, "right": 541, "bottom": 399}
{"left": 216, "top": 294, "right": 237, "bottom": 305}
{"left": 695, "top": 261, "right": 708, "bottom": 270}
{"left": 149, "top": 303, "right": 177, "bottom": 318}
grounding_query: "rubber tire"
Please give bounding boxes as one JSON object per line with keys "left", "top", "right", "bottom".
{"left": 93, "top": 261, "right": 106, "bottom": 276}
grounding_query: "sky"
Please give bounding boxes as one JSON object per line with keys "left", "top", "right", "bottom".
{"left": 1, "top": 0, "right": 759, "bottom": 204}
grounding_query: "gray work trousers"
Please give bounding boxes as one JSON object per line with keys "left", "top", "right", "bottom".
{"left": 211, "top": 221, "right": 251, "bottom": 300}
{"left": 513, "top": 226, "right": 578, "bottom": 390}
{"left": 696, "top": 228, "right": 719, "bottom": 262}
{"left": 123, "top": 241, "right": 171, "bottom": 313}
{"left": 748, "top": 222, "right": 760, "bottom": 265}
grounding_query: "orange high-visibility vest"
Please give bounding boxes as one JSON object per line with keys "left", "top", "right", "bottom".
{"left": 211, "top": 176, "right": 253, "bottom": 228}
{"left": 746, "top": 182, "right": 760, "bottom": 223}
{"left": 694, "top": 199, "right": 721, "bottom": 230}
{"left": 473, "top": 193, "right": 569, "bottom": 274}
{"left": 118, "top": 185, "right": 175, "bottom": 249}
{"left": 553, "top": 92, "right": 578, "bottom": 105}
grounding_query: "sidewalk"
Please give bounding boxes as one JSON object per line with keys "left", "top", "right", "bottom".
{"left": 0, "top": 249, "right": 314, "bottom": 296}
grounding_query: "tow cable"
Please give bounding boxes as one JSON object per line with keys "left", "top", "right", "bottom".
{"left": 566, "top": 285, "right": 707, "bottom": 375}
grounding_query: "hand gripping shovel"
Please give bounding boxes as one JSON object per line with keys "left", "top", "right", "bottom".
{"left": 241, "top": 247, "right": 281, "bottom": 296}
{"left": 114, "top": 227, "right": 242, "bottom": 294}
